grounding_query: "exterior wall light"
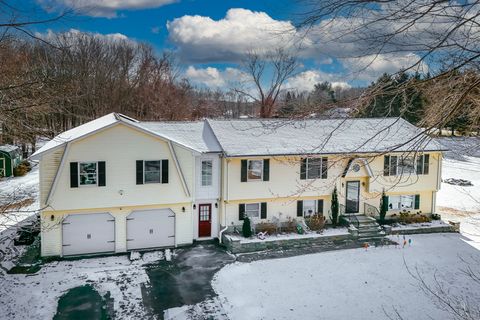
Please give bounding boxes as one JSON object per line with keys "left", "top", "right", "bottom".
{"left": 193, "top": 204, "right": 196, "bottom": 210}
{"left": 50, "top": 215, "right": 55, "bottom": 221}
{"left": 182, "top": 207, "right": 185, "bottom": 212}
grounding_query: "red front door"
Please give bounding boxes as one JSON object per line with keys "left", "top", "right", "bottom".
{"left": 198, "top": 204, "right": 212, "bottom": 238}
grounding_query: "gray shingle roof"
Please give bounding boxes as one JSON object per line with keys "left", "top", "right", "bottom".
{"left": 207, "top": 118, "right": 445, "bottom": 156}
{"left": 139, "top": 121, "right": 222, "bottom": 153}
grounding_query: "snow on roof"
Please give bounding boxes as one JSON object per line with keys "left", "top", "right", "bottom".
{"left": 0, "top": 144, "right": 20, "bottom": 155}
{"left": 31, "top": 113, "right": 118, "bottom": 159}
{"left": 138, "top": 121, "right": 222, "bottom": 153}
{"left": 207, "top": 118, "right": 445, "bottom": 156}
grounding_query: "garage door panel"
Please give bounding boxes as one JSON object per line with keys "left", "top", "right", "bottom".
{"left": 62, "top": 213, "right": 115, "bottom": 256}
{"left": 127, "top": 209, "right": 175, "bottom": 250}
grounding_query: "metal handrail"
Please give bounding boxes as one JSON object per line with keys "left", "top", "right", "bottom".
{"left": 364, "top": 203, "right": 379, "bottom": 218}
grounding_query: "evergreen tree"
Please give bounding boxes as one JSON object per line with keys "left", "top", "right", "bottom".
{"left": 242, "top": 216, "right": 252, "bottom": 238}
{"left": 379, "top": 190, "right": 388, "bottom": 223}
{"left": 331, "top": 186, "right": 339, "bottom": 226}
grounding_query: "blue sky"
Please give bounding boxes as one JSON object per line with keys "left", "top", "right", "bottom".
{"left": 23, "top": 0, "right": 425, "bottom": 91}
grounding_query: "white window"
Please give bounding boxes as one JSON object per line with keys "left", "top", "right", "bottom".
{"left": 303, "top": 200, "right": 316, "bottom": 217}
{"left": 144, "top": 160, "right": 161, "bottom": 183}
{"left": 388, "top": 195, "right": 414, "bottom": 210}
{"left": 245, "top": 203, "right": 260, "bottom": 218}
{"left": 305, "top": 157, "right": 327, "bottom": 179}
{"left": 201, "top": 160, "right": 213, "bottom": 186}
{"left": 247, "top": 160, "right": 263, "bottom": 181}
{"left": 398, "top": 156, "right": 415, "bottom": 175}
{"left": 79, "top": 162, "right": 97, "bottom": 186}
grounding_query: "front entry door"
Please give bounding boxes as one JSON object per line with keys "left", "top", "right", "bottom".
{"left": 198, "top": 204, "right": 212, "bottom": 237}
{"left": 345, "top": 181, "right": 360, "bottom": 214}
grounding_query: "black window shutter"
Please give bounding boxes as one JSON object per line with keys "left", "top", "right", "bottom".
{"left": 321, "top": 157, "right": 328, "bottom": 179}
{"left": 414, "top": 194, "right": 420, "bottom": 209}
{"left": 161, "top": 159, "right": 169, "bottom": 183}
{"left": 70, "top": 162, "right": 78, "bottom": 188}
{"left": 383, "top": 155, "right": 390, "bottom": 176}
{"left": 416, "top": 156, "right": 423, "bottom": 175}
{"left": 317, "top": 199, "right": 324, "bottom": 215}
{"left": 300, "top": 158, "right": 307, "bottom": 180}
{"left": 241, "top": 160, "right": 247, "bottom": 182}
{"left": 263, "top": 159, "right": 270, "bottom": 181}
{"left": 239, "top": 203, "right": 245, "bottom": 220}
{"left": 136, "top": 160, "right": 144, "bottom": 185}
{"left": 297, "top": 200, "right": 303, "bottom": 217}
{"left": 423, "top": 154, "right": 429, "bottom": 175}
{"left": 98, "top": 161, "right": 106, "bottom": 187}
{"left": 261, "top": 202, "right": 267, "bottom": 219}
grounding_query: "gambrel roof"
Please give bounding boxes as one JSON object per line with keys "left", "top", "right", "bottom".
{"left": 31, "top": 113, "right": 445, "bottom": 159}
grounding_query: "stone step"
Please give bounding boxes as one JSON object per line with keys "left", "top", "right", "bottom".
{"left": 358, "top": 236, "right": 387, "bottom": 242}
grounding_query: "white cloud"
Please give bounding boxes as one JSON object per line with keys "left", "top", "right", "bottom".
{"left": 185, "top": 66, "right": 247, "bottom": 88}
{"left": 168, "top": 8, "right": 297, "bottom": 62}
{"left": 285, "top": 70, "right": 350, "bottom": 92}
{"left": 38, "top": 0, "right": 177, "bottom": 18}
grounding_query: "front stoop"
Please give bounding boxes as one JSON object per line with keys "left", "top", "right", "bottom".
{"left": 346, "top": 215, "right": 386, "bottom": 242}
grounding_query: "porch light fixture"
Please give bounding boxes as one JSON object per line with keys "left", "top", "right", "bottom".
{"left": 362, "top": 182, "right": 366, "bottom": 186}
{"left": 182, "top": 207, "right": 185, "bottom": 212}
{"left": 215, "top": 203, "right": 218, "bottom": 208}
{"left": 50, "top": 215, "right": 55, "bottom": 221}
{"left": 193, "top": 204, "right": 196, "bottom": 210}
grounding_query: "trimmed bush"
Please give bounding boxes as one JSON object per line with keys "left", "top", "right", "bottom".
{"left": 305, "top": 214, "right": 326, "bottom": 231}
{"left": 13, "top": 164, "right": 28, "bottom": 177}
{"left": 255, "top": 222, "right": 277, "bottom": 235}
{"left": 242, "top": 216, "right": 252, "bottom": 238}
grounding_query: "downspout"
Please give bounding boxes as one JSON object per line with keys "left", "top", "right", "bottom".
{"left": 218, "top": 156, "right": 228, "bottom": 244}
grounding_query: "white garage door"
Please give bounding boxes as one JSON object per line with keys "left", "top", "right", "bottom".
{"left": 126, "top": 209, "right": 175, "bottom": 250}
{"left": 62, "top": 213, "right": 115, "bottom": 256}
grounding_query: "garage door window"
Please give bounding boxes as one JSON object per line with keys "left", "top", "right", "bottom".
{"left": 79, "top": 162, "right": 97, "bottom": 186}
{"left": 144, "top": 161, "right": 161, "bottom": 183}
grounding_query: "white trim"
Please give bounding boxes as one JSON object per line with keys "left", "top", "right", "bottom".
{"left": 46, "top": 143, "right": 70, "bottom": 205}
{"left": 247, "top": 159, "right": 263, "bottom": 181}
{"left": 167, "top": 141, "right": 191, "bottom": 197}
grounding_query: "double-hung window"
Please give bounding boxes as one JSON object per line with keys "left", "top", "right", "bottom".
{"left": 201, "top": 160, "right": 213, "bottom": 186}
{"left": 302, "top": 157, "right": 328, "bottom": 179}
{"left": 79, "top": 162, "right": 97, "bottom": 186}
{"left": 384, "top": 154, "right": 429, "bottom": 176}
{"left": 144, "top": 160, "right": 161, "bottom": 183}
{"left": 245, "top": 203, "right": 260, "bottom": 218}
{"left": 247, "top": 160, "right": 263, "bottom": 181}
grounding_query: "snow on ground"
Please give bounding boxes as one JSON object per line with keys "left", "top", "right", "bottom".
{"left": 225, "top": 227, "right": 349, "bottom": 244}
{"left": 208, "top": 233, "right": 480, "bottom": 320}
{"left": 0, "top": 164, "right": 40, "bottom": 232}
{"left": 0, "top": 252, "right": 165, "bottom": 319}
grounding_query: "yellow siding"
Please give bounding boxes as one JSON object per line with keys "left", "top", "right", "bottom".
{"left": 41, "top": 203, "right": 193, "bottom": 257}
{"left": 48, "top": 124, "right": 192, "bottom": 210}
{"left": 39, "top": 147, "right": 65, "bottom": 206}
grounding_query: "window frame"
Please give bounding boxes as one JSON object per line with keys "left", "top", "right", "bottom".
{"left": 417, "top": 154, "right": 429, "bottom": 175}
{"left": 201, "top": 160, "right": 213, "bottom": 187}
{"left": 143, "top": 160, "right": 162, "bottom": 184}
{"left": 78, "top": 161, "right": 98, "bottom": 187}
{"left": 245, "top": 203, "right": 261, "bottom": 218}
{"left": 388, "top": 195, "right": 415, "bottom": 210}
{"left": 388, "top": 155, "right": 422, "bottom": 176}
{"left": 247, "top": 159, "right": 263, "bottom": 181}
{"left": 305, "top": 157, "right": 327, "bottom": 180}
{"left": 303, "top": 200, "right": 317, "bottom": 217}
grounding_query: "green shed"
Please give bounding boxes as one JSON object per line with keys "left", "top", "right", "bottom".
{"left": 0, "top": 144, "right": 22, "bottom": 177}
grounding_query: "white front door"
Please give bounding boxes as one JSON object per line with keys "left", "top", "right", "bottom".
{"left": 62, "top": 213, "right": 115, "bottom": 256}
{"left": 126, "top": 209, "right": 175, "bottom": 250}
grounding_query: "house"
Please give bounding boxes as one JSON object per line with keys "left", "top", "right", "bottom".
{"left": 31, "top": 113, "right": 445, "bottom": 257}
{"left": 0, "top": 144, "right": 22, "bottom": 177}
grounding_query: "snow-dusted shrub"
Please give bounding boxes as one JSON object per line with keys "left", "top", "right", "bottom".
{"left": 255, "top": 222, "right": 276, "bottom": 235}
{"left": 304, "top": 214, "right": 325, "bottom": 231}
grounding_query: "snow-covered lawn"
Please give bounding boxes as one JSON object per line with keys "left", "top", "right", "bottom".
{"left": 181, "top": 233, "right": 479, "bottom": 320}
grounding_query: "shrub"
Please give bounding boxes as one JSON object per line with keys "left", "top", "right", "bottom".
{"left": 331, "top": 186, "right": 339, "bottom": 226}
{"left": 304, "top": 214, "right": 326, "bottom": 231}
{"left": 399, "top": 211, "right": 432, "bottom": 224}
{"left": 379, "top": 190, "right": 388, "bottom": 223}
{"left": 13, "top": 164, "right": 28, "bottom": 177}
{"left": 21, "top": 160, "right": 32, "bottom": 172}
{"left": 242, "top": 216, "right": 252, "bottom": 238}
{"left": 432, "top": 213, "right": 441, "bottom": 220}
{"left": 283, "top": 217, "right": 297, "bottom": 233}
{"left": 255, "top": 222, "right": 277, "bottom": 235}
